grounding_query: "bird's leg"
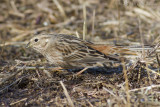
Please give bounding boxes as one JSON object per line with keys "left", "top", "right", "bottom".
{"left": 49, "top": 67, "right": 63, "bottom": 71}
{"left": 75, "top": 67, "right": 89, "bottom": 75}
{"left": 44, "top": 64, "right": 63, "bottom": 71}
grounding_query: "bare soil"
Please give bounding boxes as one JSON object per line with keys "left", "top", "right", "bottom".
{"left": 0, "top": 0, "right": 160, "bottom": 106}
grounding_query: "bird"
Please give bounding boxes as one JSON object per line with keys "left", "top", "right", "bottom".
{"left": 26, "top": 34, "right": 138, "bottom": 69}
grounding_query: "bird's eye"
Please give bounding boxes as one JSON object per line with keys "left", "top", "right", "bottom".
{"left": 34, "top": 38, "right": 38, "bottom": 42}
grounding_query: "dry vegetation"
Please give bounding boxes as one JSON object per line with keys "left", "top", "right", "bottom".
{"left": 0, "top": 0, "right": 160, "bottom": 106}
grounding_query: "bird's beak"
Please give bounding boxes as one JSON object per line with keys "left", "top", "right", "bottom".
{"left": 26, "top": 42, "right": 31, "bottom": 48}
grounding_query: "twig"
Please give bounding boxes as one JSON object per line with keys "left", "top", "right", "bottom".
{"left": 83, "top": 4, "right": 86, "bottom": 40}
{"left": 60, "top": 81, "right": 74, "bottom": 107}
{"left": 103, "top": 87, "right": 117, "bottom": 98}
{"left": 10, "top": 1, "right": 25, "bottom": 18}
{"left": 129, "top": 84, "right": 160, "bottom": 92}
{"left": 10, "top": 98, "right": 27, "bottom": 106}
{"left": 138, "top": 16, "right": 145, "bottom": 61}
{"left": 75, "top": 31, "right": 80, "bottom": 38}
{"left": 147, "top": 42, "right": 160, "bottom": 57}
{"left": 0, "top": 42, "right": 27, "bottom": 47}
{"left": 92, "top": 9, "right": 95, "bottom": 37}
{"left": 122, "top": 60, "right": 130, "bottom": 107}
{"left": 145, "top": 67, "right": 160, "bottom": 76}
{"left": 87, "top": 100, "right": 94, "bottom": 107}
{"left": 75, "top": 67, "right": 88, "bottom": 76}
{"left": 53, "top": 0, "right": 66, "bottom": 18}
{"left": 103, "top": 87, "right": 126, "bottom": 103}
{"left": 16, "top": 66, "right": 62, "bottom": 70}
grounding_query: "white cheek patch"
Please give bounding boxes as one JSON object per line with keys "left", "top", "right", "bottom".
{"left": 44, "top": 39, "right": 49, "bottom": 47}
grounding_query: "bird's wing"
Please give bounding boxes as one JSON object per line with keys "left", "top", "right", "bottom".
{"left": 89, "top": 44, "right": 138, "bottom": 56}
{"left": 55, "top": 37, "right": 120, "bottom": 63}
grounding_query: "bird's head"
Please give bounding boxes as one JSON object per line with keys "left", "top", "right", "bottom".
{"left": 26, "top": 34, "right": 51, "bottom": 53}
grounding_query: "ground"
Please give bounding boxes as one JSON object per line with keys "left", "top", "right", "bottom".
{"left": 0, "top": 0, "right": 160, "bottom": 106}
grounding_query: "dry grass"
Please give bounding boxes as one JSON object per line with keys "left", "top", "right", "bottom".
{"left": 0, "top": 0, "right": 160, "bottom": 106}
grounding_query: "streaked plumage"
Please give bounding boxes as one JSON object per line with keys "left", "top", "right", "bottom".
{"left": 27, "top": 34, "right": 123, "bottom": 69}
